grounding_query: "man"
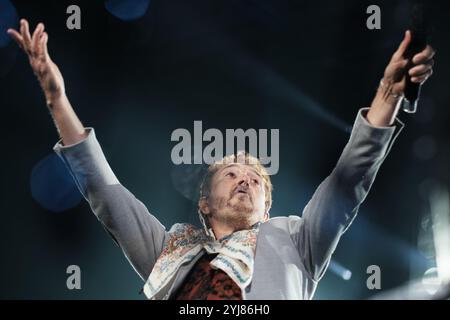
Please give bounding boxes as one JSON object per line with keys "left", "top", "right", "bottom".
{"left": 8, "top": 20, "right": 435, "bottom": 299}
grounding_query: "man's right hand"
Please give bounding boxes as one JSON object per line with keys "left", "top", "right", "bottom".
{"left": 7, "top": 18, "right": 86, "bottom": 145}
{"left": 8, "top": 19, "right": 65, "bottom": 105}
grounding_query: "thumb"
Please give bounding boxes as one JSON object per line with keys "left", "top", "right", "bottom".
{"left": 392, "top": 30, "right": 412, "bottom": 60}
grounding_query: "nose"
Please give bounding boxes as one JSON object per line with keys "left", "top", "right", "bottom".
{"left": 237, "top": 173, "right": 250, "bottom": 186}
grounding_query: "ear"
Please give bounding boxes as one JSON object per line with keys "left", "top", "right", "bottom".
{"left": 263, "top": 211, "right": 269, "bottom": 222}
{"left": 198, "top": 197, "right": 211, "bottom": 215}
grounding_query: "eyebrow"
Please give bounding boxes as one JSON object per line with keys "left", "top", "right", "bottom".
{"left": 220, "top": 164, "right": 262, "bottom": 178}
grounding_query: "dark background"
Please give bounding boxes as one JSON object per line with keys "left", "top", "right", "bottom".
{"left": 0, "top": 0, "right": 449, "bottom": 299}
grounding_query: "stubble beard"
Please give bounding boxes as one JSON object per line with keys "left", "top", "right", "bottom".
{"left": 209, "top": 193, "right": 256, "bottom": 230}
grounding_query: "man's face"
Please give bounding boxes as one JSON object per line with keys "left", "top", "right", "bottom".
{"left": 201, "top": 163, "right": 268, "bottom": 230}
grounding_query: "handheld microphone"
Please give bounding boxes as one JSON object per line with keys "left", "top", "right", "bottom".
{"left": 401, "top": 2, "right": 429, "bottom": 113}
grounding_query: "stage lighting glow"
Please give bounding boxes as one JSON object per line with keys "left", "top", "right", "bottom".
{"left": 329, "top": 260, "right": 352, "bottom": 281}
{"left": 30, "top": 153, "right": 83, "bottom": 212}
{"left": 0, "top": 0, "right": 18, "bottom": 47}
{"left": 429, "top": 186, "right": 450, "bottom": 283}
{"left": 104, "top": 0, "right": 151, "bottom": 21}
{"left": 422, "top": 267, "right": 441, "bottom": 295}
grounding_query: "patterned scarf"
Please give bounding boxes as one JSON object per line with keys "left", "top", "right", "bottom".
{"left": 143, "top": 223, "right": 260, "bottom": 300}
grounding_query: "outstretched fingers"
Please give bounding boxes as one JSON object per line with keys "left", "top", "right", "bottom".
{"left": 38, "top": 32, "right": 50, "bottom": 61}
{"left": 7, "top": 28, "right": 24, "bottom": 49}
{"left": 20, "top": 19, "right": 33, "bottom": 55}
{"left": 32, "top": 23, "right": 45, "bottom": 55}
{"left": 8, "top": 20, "right": 49, "bottom": 61}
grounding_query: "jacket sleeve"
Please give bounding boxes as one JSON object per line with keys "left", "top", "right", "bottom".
{"left": 54, "top": 128, "right": 169, "bottom": 281}
{"left": 288, "top": 107, "right": 404, "bottom": 281}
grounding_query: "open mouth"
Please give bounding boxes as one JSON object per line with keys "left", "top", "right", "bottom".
{"left": 234, "top": 186, "right": 248, "bottom": 194}
{"left": 233, "top": 187, "right": 251, "bottom": 199}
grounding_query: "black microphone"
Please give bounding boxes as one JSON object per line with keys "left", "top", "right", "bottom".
{"left": 401, "top": 2, "right": 429, "bottom": 113}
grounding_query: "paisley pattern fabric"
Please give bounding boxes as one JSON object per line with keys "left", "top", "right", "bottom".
{"left": 143, "top": 223, "right": 259, "bottom": 300}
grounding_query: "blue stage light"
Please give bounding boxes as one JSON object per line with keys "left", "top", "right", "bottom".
{"left": 0, "top": 0, "right": 18, "bottom": 48}
{"left": 30, "top": 153, "right": 83, "bottom": 213}
{"left": 329, "top": 260, "right": 352, "bottom": 281}
{"left": 104, "top": 0, "right": 151, "bottom": 21}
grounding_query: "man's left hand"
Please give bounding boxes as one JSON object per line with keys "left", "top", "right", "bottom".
{"left": 383, "top": 30, "right": 435, "bottom": 96}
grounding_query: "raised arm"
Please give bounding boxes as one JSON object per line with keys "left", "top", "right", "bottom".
{"left": 8, "top": 19, "right": 168, "bottom": 281}
{"left": 8, "top": 19, "right": 86, "bottom": 145}
{"left": 289, "top": 30, "right": 435, "bottom": 281}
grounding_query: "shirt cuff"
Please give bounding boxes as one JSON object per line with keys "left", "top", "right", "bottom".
{"left": 352, "top": 107, "right": 405, "bottom": 161}
{"left": 53, "top": 128, "right": 119, "bottom": 197}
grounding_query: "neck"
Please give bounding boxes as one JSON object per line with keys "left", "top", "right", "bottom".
{"left": 210, "top": 223, "right": 236, "bottom": 241}
{"left": 208, "top": 217, "right": 260, "bottom": 240}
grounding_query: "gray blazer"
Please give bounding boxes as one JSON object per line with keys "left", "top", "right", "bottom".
{"left": 54, "top": 108, "right": 403, "bottom": 300}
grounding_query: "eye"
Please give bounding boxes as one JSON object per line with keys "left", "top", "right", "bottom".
{"left": 252, "top": 178, "right": 260, "bottom": 185}
{"left": 225, "top": 171, "right": 236, "bottom": 178}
